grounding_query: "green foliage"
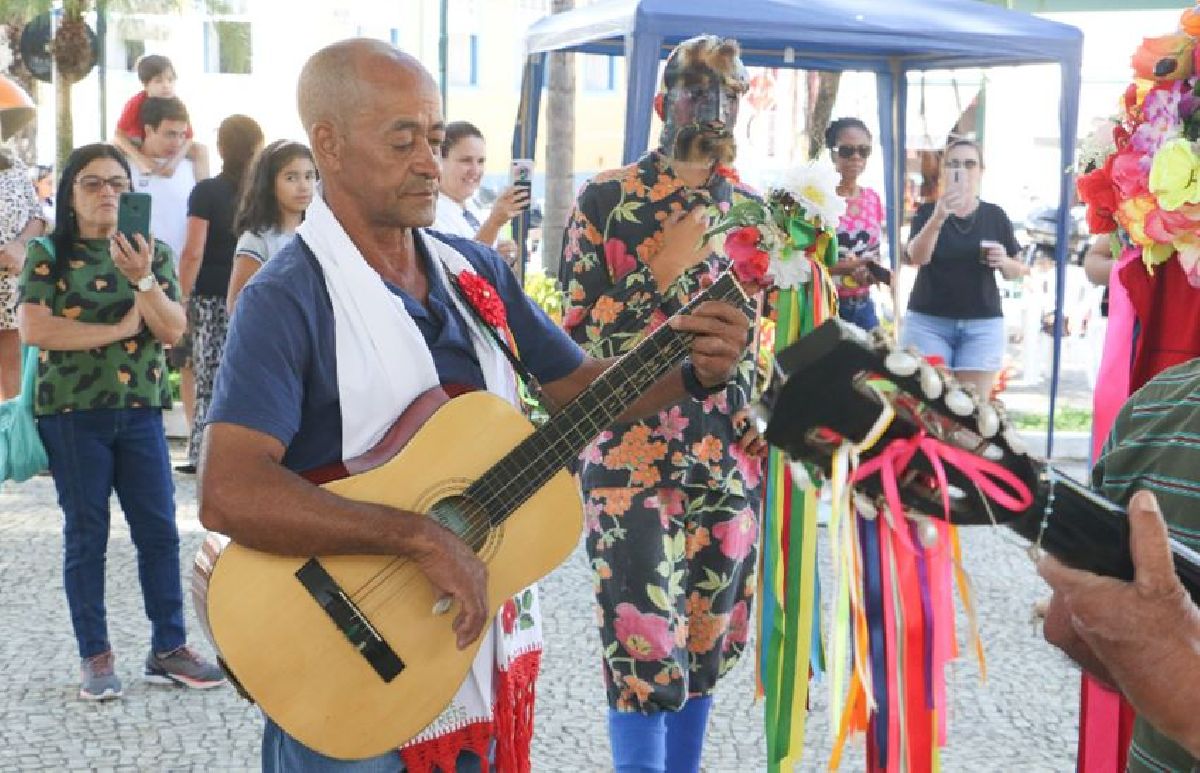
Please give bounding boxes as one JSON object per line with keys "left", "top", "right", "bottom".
{"left": 1008, "top": 404, "right": 1093, "bottom": 432}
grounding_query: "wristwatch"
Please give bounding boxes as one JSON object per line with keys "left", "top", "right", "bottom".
{"left": 133, "top": 274, "right": 156, "bottom": 292}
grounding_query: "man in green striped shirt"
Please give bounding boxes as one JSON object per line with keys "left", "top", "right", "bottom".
{"left": 1041, "top": 358, "right": 1200, "bottom": 772}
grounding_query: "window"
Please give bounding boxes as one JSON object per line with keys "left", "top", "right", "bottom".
{"left": 203, "top": 21, "right": 251, "bottom": 74}
{"left": 448, "top": 33, "right": 478, "bottom": 87}
{"left": 122, "top": 39, "right": 145, "bottom": 71}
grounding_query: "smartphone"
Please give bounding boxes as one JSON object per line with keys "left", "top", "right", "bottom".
{"left": 865, "top": 261, "right": 892, "bottom": 284}
{"left": 117, "top": 192, "right": 152, "bottom": 245}
{"left": 510, "top": 159, "right": 533, "bottom": 211}
{"left": 947, "top": 167, "right": 966, "bottom": 197}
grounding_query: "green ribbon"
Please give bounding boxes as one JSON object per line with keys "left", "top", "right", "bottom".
{"left": 786, "top": 216, "right": 818, "bottom": 252}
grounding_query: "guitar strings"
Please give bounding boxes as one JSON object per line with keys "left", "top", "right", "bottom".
{"left": 342, "top": 274, "right": 742, "bottom": 613}
{"left": 348, "top": 332, "right": 697, "bottom": 618}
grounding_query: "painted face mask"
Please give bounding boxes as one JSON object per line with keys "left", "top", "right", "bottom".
{"left": 657, "top": 35, "right": 748, "bottom": 166}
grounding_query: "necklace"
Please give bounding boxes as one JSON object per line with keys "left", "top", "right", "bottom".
{"left": 947, "top": 201, "right": 981, "bottom": 235}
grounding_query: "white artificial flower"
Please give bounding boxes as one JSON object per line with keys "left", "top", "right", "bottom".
{"left": 769, "top": 251, "right": 811, "bottom": 290}
{"left": 775, "top": 159, "right": 847, "bottom": 228}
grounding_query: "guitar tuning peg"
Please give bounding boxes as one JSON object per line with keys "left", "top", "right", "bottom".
{"left": 945, "top": 387, "right": 974, "bottom": 417}
{"left": 885, "top": 349, "right": 919, "bottom": 377}
{"left": 918, "top": 362, "right": 943, "bottom": 400}
{"left": 976, "top": 402, "right": 1000, "bottom": 438}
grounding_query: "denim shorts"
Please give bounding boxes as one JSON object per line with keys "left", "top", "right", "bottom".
{"left": 899, "top": 310, "right": 1005, "bottom": 371}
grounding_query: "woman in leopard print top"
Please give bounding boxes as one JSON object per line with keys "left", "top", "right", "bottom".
{"left": 0, "top": 148, "right": 47, "bottom": 398}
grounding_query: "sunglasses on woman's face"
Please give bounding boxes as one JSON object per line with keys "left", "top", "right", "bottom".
{"left": 945, "top": 158, "right": 979, "bottom": 170}
{"left": 835, "top": 144, "right": 872, "bottom": 159}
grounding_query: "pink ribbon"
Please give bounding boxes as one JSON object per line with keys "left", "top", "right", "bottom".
{"left": 852, "top": 431, "right": 1034, "bottom": 530}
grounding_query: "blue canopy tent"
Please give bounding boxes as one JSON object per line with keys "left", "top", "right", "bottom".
{"left": 513, "top": 0, "right": 1083, "bottom": 452}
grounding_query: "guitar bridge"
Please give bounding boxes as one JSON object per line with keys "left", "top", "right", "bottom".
{"left": 295, "top": 559, "right": 405, "bottom": 682}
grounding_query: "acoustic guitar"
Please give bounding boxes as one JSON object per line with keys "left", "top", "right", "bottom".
{"left": 759, "top": 317, "right": 1200, "bottom": 601}
{"left": 191, "top": 272, "right": 748, "bottom": 760}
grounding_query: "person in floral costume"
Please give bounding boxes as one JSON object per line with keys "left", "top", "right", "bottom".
{"left": 558, "top": 34, "right": 766, "bottom": 773}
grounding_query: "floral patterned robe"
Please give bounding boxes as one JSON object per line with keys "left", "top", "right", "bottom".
{"left": 559, "top": 151, "right": 763, "bottom": 713}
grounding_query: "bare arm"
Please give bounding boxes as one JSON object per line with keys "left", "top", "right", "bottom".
{"left": 199, "top": 422, "right": 489, "bottom": 648}
{"left": 1084, "top": 236, "right": 1116, "bottom": 287}
{"left": 112, "top": 133, "right": 157, "bottom": 175}
{"left": 475, "top": 185, "right": 529, "bottom": 247}
{"left": 226, "top": 254, "right": 263, "bottom": 314}
{"left": 178, "top": 216, "right": 209, "bottom": 298}
{"left": 0, "top": 216, "right": 46, "bottom": 274}
{"left": 113, "top": 233, "right": 186, "bottom": 345}
{"left": 18, "top": 302, "right": 141, "bottom": 350}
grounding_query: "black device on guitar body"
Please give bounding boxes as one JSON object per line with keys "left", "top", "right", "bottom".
{"left": 759, "top": 317, "right": 1200, "bottom": 602}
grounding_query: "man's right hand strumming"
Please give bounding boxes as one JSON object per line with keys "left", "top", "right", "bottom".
{"left": 647, "top": 205, "right": 710, "bottom": 291}
{"left": 413, "top": 521, "right": 489, "bottom": 650}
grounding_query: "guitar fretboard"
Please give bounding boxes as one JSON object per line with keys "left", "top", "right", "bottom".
{"left": 466, "top": 272, "right": 747, "bottom": 521}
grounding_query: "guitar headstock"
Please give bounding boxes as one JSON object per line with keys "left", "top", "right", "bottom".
{"left": 760, "top": 318, "right": 1040, "bottom": 525}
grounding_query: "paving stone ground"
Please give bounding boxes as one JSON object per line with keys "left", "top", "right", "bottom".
{"left": 1, "top": 448, "right": 1085, "bottom": 771}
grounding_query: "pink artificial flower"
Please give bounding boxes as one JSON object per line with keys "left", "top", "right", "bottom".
{"left": 604, "top": 238, "right": 638, "bottom": 281}
{"left": 613, "top": 603, "right": 674, "bottom": 661}
{"left": 1110, "top": 149, "right": 1150, "bottom": 199}
{"left": 724, "top": 601, "right": 750, "bottom": 651}
{"left": 711, "top": 507, "right": 757, "bottom": 560}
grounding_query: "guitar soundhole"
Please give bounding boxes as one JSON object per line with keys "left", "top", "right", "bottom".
{"left": 428, "top": 495, "right": 493, "bottom": 553}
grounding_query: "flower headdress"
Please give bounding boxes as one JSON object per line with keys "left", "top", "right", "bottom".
{"left": 1076, "top": 3, "right": 1200, "bottom": 284}
{"left": 705, "top": 157, "right": 846, "bottom": 289}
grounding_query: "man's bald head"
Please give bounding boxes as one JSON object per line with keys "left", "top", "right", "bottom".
{"left": 297, "top": 38, "right": 435, "bottom": 135}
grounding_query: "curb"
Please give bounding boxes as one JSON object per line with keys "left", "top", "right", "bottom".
{"left": 1016, "top": 429, "right": 1090, "bottom": 461}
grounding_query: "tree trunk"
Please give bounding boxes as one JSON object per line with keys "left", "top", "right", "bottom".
{"left": 541, "top": 0, "right": 575, "bottom": 277}
{"left": 805, "top": 70, "right": 842, "bottom": 160}
{"left": 55, "top": 72, "right": 72, "bottom": 174}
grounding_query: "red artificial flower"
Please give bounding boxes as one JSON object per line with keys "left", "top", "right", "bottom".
{"left": 456, "top": 270, "right": 507, "bottom": 328}
{"left": 714, "top": 165, "right": 741, "bottom": 184}
{"left": 1076, "top": 155, "right": 1118, "bottom": 234}
{"left": 500, "top": 599, "right": 518, "bottom": 635}
{"left": 725, "top": 225, "right": 770, "bottom": 285}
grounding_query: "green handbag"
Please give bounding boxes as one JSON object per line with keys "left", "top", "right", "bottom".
{"left": 0, "top": 339, "right": 48, "bottom": 483}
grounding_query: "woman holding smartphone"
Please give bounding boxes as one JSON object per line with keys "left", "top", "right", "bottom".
{"left": 16, "top": 143, "right": 224, "bottom": 700}
{"left": 433, "top": 121, "right": 529, "bottom": 268}
{"left": 902, "top": 138, "right": 1026, "bottom": 397}
{"left": 826, "top": 117, "right": 886, "bottom": 330}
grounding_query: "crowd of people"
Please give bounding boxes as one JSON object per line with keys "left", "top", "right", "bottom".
{"left": 0, "top": 24, "right": 1198, "bottom": 773}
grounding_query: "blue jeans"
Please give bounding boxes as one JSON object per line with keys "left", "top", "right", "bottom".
{"left": 262, "top": 718, "right": 486, "bottom": 772}
{"left": 838, "top": 295, "right": 880, "bottom": 331}
{"left": 900, "top": 311, "right": 1005, "bottom": 372}
{"left": 37, "top": 407, "right": 186, "bottom": 659}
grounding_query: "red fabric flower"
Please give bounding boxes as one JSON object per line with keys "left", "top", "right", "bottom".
{"left": 714, "top": 165, "right": 741, "bottom": 184}
{"left": 725, "top": 225, "right": 769, "bottom": 285}
{"left": 500, "top": 599, "right": 518, "bottom": 634}
{"left": 456, "top": 270, "right": 507, "bottom": 328}
{"left": 1076, "top": 155, "right": 1118, "bottom": 234}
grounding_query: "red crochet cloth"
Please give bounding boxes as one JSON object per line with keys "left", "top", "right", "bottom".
{"left": 399, "top": 649, "right": 541, "bottom": 773}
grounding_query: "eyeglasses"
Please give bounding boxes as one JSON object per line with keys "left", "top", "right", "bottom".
{"left": 835, "top": 144, "right": 872, "bottom": 159}
{"left": 945, "top": 159, "right": 980, "bottom": 170}
{"left": 76, "top": 175, "right": 131, "bottom": 193}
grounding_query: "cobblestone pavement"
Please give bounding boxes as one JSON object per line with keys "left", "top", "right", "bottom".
{"left": 1, "top": 451, "right": 1086, "bottom": 772}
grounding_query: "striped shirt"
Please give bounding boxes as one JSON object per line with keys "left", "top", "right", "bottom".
{"left": 1091, "top": 357, "right": 1200, "bottom": 773}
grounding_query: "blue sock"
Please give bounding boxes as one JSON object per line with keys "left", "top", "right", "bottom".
{"left": 664, "top": 695, "right": 713, "bottom": 773}
{"left": 608, "top": 708, "right": 667, "bottom": 773}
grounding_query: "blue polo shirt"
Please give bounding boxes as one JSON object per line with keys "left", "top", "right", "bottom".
{"left": 207, "top": 230, "right": 583, "bottom": 473}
